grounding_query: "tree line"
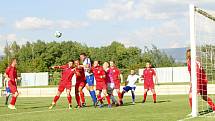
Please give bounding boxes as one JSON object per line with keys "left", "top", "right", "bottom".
{"left": 0, "top": 40, "right": 180, "bottom": 74}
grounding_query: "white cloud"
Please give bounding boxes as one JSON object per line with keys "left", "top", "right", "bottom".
{"left": 118, "top": 20, "right": 186, "bottom": 49}
{"left": 15, "top": 17, "right": 89, "bottom": 30}
{"left": 87, "top": 0, "right": 187, "bottom": 21}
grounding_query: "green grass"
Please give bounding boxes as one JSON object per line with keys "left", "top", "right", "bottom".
{"left": 0, "top": 95, "right": 214, "bottom": 121}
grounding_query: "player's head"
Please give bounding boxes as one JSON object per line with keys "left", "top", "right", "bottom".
{"left": 80, "top": 53, "right": 87, "bottom": 61}
{"left": 186, "top": 49, "right": 191, "bottom": 60}
{"left": 103, "top": 62, "right": 109, "bottom": 70}
{"left": 130, "top": 70, "right": 135, "bottom": 75}
{"left": 146, "top": 62, "right": 151, "bottom": 68}
{"left": 93, "top": 60, "right": 100, "bottom": 67}
{"left": 11, "top": 58, "right": 17, "bottom": 67}
{"left": 109, "top": 61, "right": 115, "bottom": 67}
{"left": 74, "top": 60, "right": 80, "bottom": 67}
{"left": 68, "top": 60, "right": 74, "bottom": 68}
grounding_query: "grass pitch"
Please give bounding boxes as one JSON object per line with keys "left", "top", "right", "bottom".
{"left": 0, "top": 95, "right": 214, "bottom": 121}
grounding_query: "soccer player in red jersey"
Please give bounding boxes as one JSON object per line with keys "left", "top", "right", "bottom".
{"left": 6, "top": 58, "right": 19, "bottom": 110}
{"left": 74, "top": 60, "right": 86, "bottom": 108}
{"left": 92, "top": 61, "right": 111, "bottom": 108}
{"left": 49, "top": 60, "right": 75, "bottom": 109}
{"left": 142, "top": 62, "right": 158, "bottom": 103}
{"left": 109, "top": 61, "right": 123, "bottom": 105}
{"left": 186, "top": 49, "right": 215, "bottom": 111}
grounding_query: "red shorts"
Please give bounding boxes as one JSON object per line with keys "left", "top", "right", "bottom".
{"left": 58, "top": 81, "right": 72, "bottom": 92}
{"left": 114, "top": 82, "right": 120, "bottom": 89}
{"left": 75, "top": 82, "right": 86, "bottom": 91}
{"left": 189, "top": 83, "right": 207, "bottom": 96}
{"left": 144, "top": 82, "right": 154, "bottom": 90}
{"left": 8, "top": 81, "right": 18, "bottom": 94}
{"left": 96, "top": 81, "right": 107, "bottom": 90}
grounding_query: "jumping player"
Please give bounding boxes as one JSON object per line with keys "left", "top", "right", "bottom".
{"left": 142, "top": 62, "right": 158, "bottom": 103}
{"left": 80, "top": 53, "right": 97, "bottom": 107}
{"left": 92, "top": 61, "right": 111, "bottom": 108}
{"left": 186, "top": 49, "right": 215, "bottom": 111}
{"left": 74, "top": 60, "right": 86, "bottom": 108}
{"left": 121, "top": 70, "right": 140, "bottom": 104}
{"left": 109, "top": 61, "right": 122, "bottom": 105}
{"left": 5, "top": 58, "right": 19, "bottom": 110}
{"left": 4, "top": 73, "right": 11, "bottom": 105}
{"left": 49, "top": 60, "right": 75, "bottom": 109}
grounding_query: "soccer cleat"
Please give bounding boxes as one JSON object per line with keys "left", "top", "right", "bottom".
{"left": 68, "top": 104, "right": 72, "bottom": 109}
{"left": 108, "top": 104, "right": 112, "bottom": 108}
{"left": 142, "top": 100, "right": 145, "bottom": 103}
{"left": 132, "top": 102, "right": 135, "bottom": 105}
{"left": 99, "top": 104, "right": 104, "bottom": 108}
{"left": 48, "top": 104, "right": 56, "bottom": 110}
{"left": 8, "top": 104, "right": 16, "bottom": 110}
{"left": 82, "top": 103, "right": 86, "bottom": 107}
{"left": 75, "top": 105, "right": 82, "bottom": 109}
{"left": 154, "top": 101, "right": 156, "bottom": 103}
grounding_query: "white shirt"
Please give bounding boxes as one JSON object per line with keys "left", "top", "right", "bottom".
{"left": 126, "top": 74, "right": 139, "bottom": 87}
{"left": 4, "top": 78, "right": 9, "bottom": 87}
{"left": 83, "top": 58, "right": 91, "bottom": 76}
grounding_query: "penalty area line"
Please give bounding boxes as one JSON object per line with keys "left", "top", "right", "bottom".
{"left": 0, "top": 108, "right": 66, "bottom": 117}
{"left": 177, "top": 116, "right": 195, "bottom": 121}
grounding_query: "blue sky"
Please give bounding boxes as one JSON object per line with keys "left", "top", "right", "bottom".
{"left": 0, "top": 0, "right": 215, "bottom": 55}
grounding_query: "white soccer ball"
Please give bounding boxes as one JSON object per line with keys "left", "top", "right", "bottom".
{"left": 54, "top": 31, "right": 62, "bottom": 38}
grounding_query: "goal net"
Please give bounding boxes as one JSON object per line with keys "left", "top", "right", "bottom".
{"left": 190, "top": 5, "right": 215, "bottom": 117}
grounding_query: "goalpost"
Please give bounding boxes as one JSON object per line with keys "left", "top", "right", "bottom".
{"left": 190, "top": 4, "right": 215, "bottom": 117}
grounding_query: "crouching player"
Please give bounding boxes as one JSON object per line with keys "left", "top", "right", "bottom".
{"left": 92, "top": 61, "right": 111, "bottom": 108}
{"left": 121, "top": 70, "right": 140, "bottom": 104}
{"left": 49, "top": 60, "right": 75, "bottom": 109}
{"left": 74, "top": 60, "right": 86, "bottom": 108}
{"left": 6, "top": 58, "right": 19, "bottom": 110}
{"left": 186, "top": 49, "right": 215, "bottom": 112}
{"left": 142, "top": 62, "right": 158, "bottom": 103}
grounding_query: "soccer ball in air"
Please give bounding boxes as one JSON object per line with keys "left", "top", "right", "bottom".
{"left": 54, "top": 31, "right": 62, "bottom": 38}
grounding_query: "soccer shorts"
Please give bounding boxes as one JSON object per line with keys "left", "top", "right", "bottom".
{"left": 75, "top": 82, "right": 86, "bottom": 90}
{"left": 107, "top": 83, "right": 115, "bottom": 94}
{"left": 114, "top": 82, "right": 120, "bottom": 89}
{"left": 58, "top": 81, "right": 72, "bottom": 92}
{"left": 8, "top": 81, "right": 17, "bottom": 94}
{"left": 86, "top": 75, "right": 94, "bottom": 86}
{"left": 144, "top": 82, "right": 154, "bottom": 90}
{"left": 6, "top": 87, "right": 11, "bottom": 93}
{"left": 123, "top": 86, "right": 136, "bottom": 92}
{"left": 96, "top": 81, "right": 107, "bottom": 90}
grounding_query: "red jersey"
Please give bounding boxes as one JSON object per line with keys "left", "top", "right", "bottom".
{"left": 92, "top": 66, "right": 106, "bottom": 82}
{"left": 5, "top": 65, "right": 17, "bottom": 83}
{"left": 143, "top": 68, "right": 156, "bottom": 83}
{"left": 109, "top": 66, "right": 121, "bottom": 84}
{"left": 54, "top": 65, "right": 74, "bottom": 82}
{"left": 187, "top": 59, "right": 207, "bottom": 84}
{"left": 75, "top": 66, "right": 86, "bottom": 83}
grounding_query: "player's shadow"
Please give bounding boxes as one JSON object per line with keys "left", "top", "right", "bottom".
{"left": 22, "top": 105, "right": 49, "bottom": 109}
{"left": 199, "top": 108, "right": 213, "bottom": 115}
{"left": 156, "top": 100, "right": 171, "bottom": 103}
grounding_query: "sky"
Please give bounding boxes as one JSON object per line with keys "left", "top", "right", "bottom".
{"left": 0, "top": 0, "right": 215, "bottom": 55}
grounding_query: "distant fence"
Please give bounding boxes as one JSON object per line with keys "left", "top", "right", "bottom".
{"left": 139, "top": 67, "right": 190, "bottom": 83}
{"left": 21, "top": 72, "right": 49, "bottom": 87}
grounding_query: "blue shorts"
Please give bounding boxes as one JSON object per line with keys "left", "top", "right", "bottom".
{"left": 6, "top": 87, "right": 11, "bottom": 93}
{"left": 123, "top": 86, "right": 136, "bottom": 92}
{"left": 86, "top": 75, "right": 94, "bottom": 86}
